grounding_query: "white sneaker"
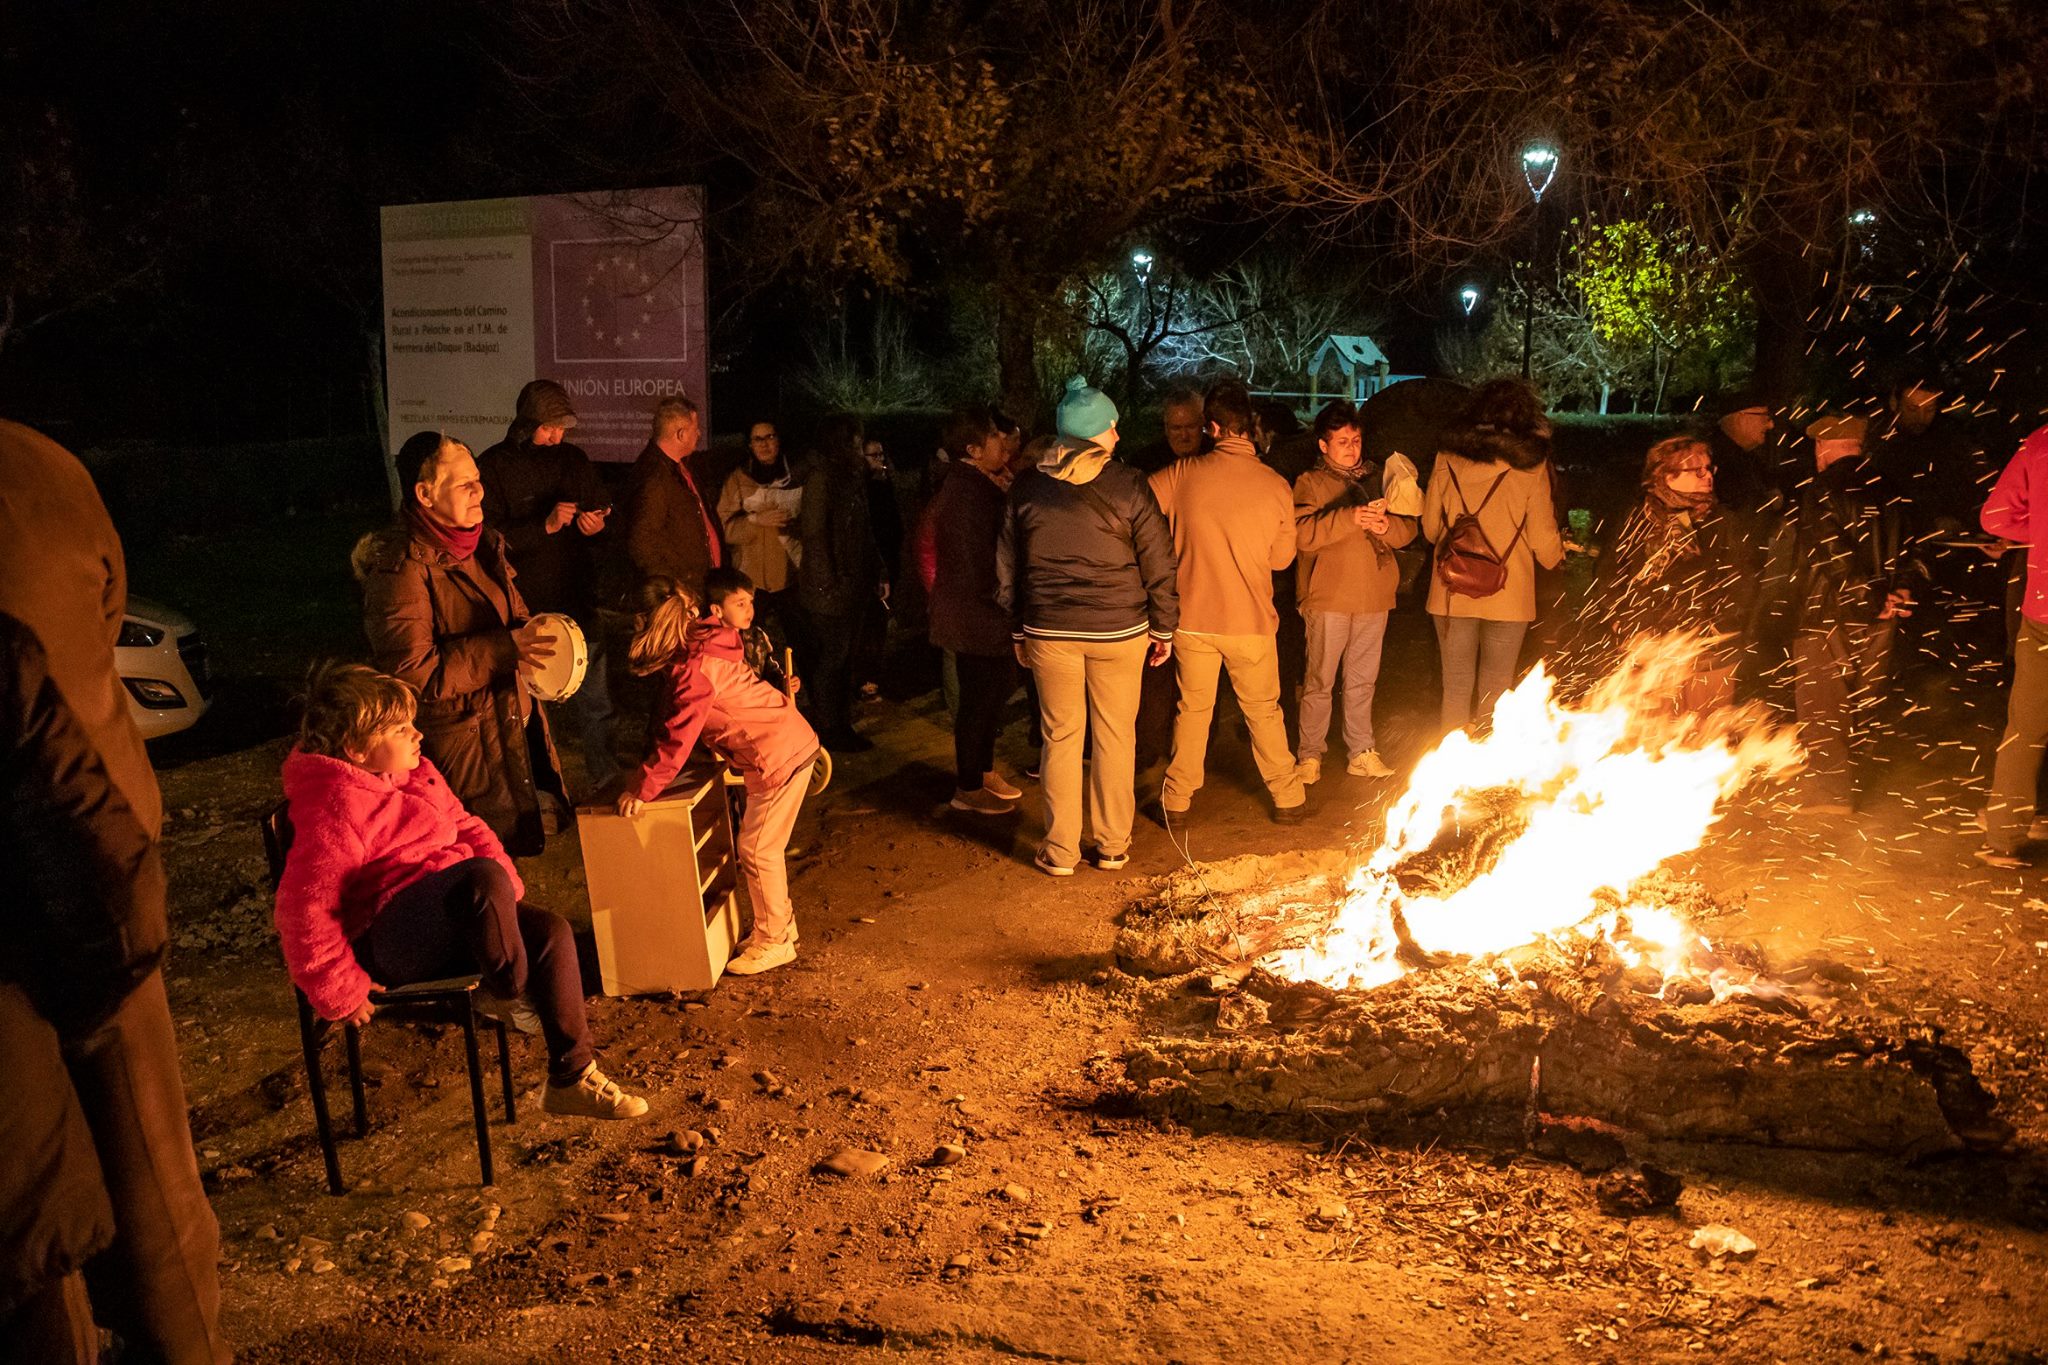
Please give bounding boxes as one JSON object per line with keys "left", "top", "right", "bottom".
{"left": 1347, "top": 750, "right": 1394, "bottom": 779}
{"left": 1296, "top": 757, "right": 1323, "bottom": 786}
{"left": 1032, "top": 849, "right": 1076, "bottom": 877}
{"left": 725, "top": 935, "right": 797, "bottom": 976}
{"left": 982, "top": 770, "right": 1024, "bottom": 801}
{"left": 542, "top": 1063, "right": 649, "bottom": 1120}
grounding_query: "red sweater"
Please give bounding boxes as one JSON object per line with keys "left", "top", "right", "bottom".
{"left": 274, "top": 750, "right": 523, "bottom": 1021}
{"left": 1983, "top": 423, "right": 2048, "bottom": 624}
{"left": 631, "top": 622, "right": 820, "bottom": 801}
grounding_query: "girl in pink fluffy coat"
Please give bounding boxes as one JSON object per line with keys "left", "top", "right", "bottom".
{"left": 616, "top": 578, "right": 820, "bottom": 977}
{"left": 275, "top": 663, "right": 646, "bottom": 1119}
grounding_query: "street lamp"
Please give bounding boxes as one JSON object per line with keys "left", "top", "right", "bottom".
{"left": 1131, "top": 249, "right": 1155, "bottom": 283}
{"left": 1460, "top": 285, "right": 1481, "bottom": 316}
{"left": 1518, "top": 141, "right": 1560, "bottom": 378}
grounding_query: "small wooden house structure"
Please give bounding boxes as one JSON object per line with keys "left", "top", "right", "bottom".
{"left": 1308, "top": 334, "right": 1394, "bottom": 406}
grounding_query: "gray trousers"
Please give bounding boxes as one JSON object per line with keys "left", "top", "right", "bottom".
{"left": 1298, "top": 610, "right": 1388, "bottom": 760}
{"left": 1986, "top": 617, "right": 2048, "bottom": 851}
{"left": 1434, "top": 615, "right": 1529, "bottom": 731}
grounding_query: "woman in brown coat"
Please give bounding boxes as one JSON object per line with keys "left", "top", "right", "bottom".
{"left": 356, "top": 432, "right": 563, "bottom": 855}
{"left": 1421, "top": 379, "right": 1566, "bottom": 731}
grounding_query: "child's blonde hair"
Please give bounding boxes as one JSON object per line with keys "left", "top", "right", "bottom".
{"left": 299, "top": 662, "right": 417, "bottom": 758}
{"left": 628, "top": 577, "right": 704, "bottom": 676}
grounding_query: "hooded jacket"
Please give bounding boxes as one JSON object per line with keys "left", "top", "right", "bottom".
{"left": 1149, "top": 435, "right": 1297, "bottom": 635}
{"left": 996, "top": 439, "right": 1179, "bottom": 643}
{"left": 477, "top": 393, "right": 609, "bottom": 623}
{"left": 632, "top": 621, "right": 820, "bottom": 801}
{"left": 275, "top": 750, "right": 523, "bottom": 1022}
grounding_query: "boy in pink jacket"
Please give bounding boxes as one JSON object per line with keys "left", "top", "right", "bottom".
{"left": 276, "top": 664, "right": 646, "bottom": 1119}
{"left": 618, "top": 579, "right": 820, "bottom": 976}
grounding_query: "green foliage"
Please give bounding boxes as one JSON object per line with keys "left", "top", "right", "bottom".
{"left": 1570, "top": 215, "right": 1752, "bottom": 390}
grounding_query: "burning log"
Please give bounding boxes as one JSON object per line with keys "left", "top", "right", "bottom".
{"left": 1114, "top": 861, "right": 2010, "bottom": 1157}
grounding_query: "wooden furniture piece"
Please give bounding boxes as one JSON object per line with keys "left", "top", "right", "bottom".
{"left": 262, "top": 805, "right": 516, "bottom": 1195}
{"left": 576, "top": 760, "right": 742, "bottom": 995}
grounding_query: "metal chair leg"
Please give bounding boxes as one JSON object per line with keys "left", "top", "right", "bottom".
{"left": 493, "top": 1019, "right": 516, "bottom": 1122}
{"left": 460, "top": 1007, "right": 494, "bottom": 1187}
{"left": 344, "top": 1022, "right": 369, "bottom": 1137}
{"left": 297, "top": 998, "right": 344, "bottom": 1196}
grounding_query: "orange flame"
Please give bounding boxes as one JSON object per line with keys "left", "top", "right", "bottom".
{"left": 1266, "top": 635, "right": 1803, "bottom": 991}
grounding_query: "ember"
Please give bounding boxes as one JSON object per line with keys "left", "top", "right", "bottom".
{"left": 1266, "top": 634, "right": 1803, "bottom": 993}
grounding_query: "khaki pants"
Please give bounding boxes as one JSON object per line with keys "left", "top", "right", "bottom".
{"left": 1164, "top": 631, "right": 1305, "bottom": 811}
{"left": 737, "top": 762, "right": 810, "bottom": 945}
{"left": 1025, "top": 635, "right": 1148, "bottom": 867}
{"left": 1985, "top": 617, "right": 2048, "bottom": 852}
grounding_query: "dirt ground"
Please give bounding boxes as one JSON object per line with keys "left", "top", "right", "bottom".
{"left": 134, "top": 514, "right": 2048, "bottom": 1363}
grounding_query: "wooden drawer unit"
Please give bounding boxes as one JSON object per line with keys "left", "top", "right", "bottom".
{"left": 576, "top": 762, "right": 742, "bottom": 995}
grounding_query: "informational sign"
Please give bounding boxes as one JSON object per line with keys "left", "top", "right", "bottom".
{"left": 381, "top": 187, "right": 706, "bottom": 462}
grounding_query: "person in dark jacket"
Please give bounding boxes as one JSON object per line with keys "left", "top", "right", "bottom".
{"left": 625, "top": 394, "right": 722, "bottom": 596}
{"left": 930, "top": 407, "right": 1027, "bottom": 814}
{"left": 1589, "top": 436, "right": 1752, "bottom": 712}
{"left": 478, "top": 379, "right": 620, "bottom": 792}
{"left": 998, "top": 378, "right": 1179, "bottom": 875}
{"left": 0, "top": 420, "right": 227, "bottom": 1364}
{"left": 798, "top": 414, "right": 886, "bottom": 752}
{"left": 1705, "top": 391, "right": 1781, "bottom": 522}
{"left": 1759, "top": 415, "right": 1917, "bottom": 813}
{"left": 356, "top": 432, "right": 564, "bottom": 854}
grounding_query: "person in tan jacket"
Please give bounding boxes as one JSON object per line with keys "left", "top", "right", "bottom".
{"left": 717, "top": 420, "right": 800, "bottom": 603}
{"left": 1149, "top": 378, "right": 1307, "bottom": 822}
{"left": 1292, "top": 401, "right": 1419, "bottom": 785}
{"left": 1421, "top": 379, "right": 1566, "bottom": 731}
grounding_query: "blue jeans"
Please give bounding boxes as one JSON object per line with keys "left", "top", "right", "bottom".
{"left": 1298, "top": 610, "right": 1388, "bottom": 761}
{"left": 1433, "top": 615, "right": 1529, "bottom": 731}
{"left": 552, "top": 644, "right": 619, "bottom": 792}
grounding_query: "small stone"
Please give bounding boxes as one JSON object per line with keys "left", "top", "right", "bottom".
{"left": 1311, "top": 1199, "right": 1352, "bottom": 1226}
{"left": 253, "top": 1224, "right": 282, "bottom": 1242}
{"left": 283, "top": 1257, "right": 302, "bottom": 1275}
{"left": 708, "top": 1098, "right": 733, "bottom": 1113}
{"left": 753, "top": 1069, "right": 782, "bottom": 1090}
{"left": 662, "top": 1129, "right": 706, "bottom": 1157}
{"left": 595, "top": 1212, "right": 632, "bottom": 1226}
{"left": 999, "top": 1184, "right": 1032, "bottom": 1204}
{"left": 1018, "top": 1221, "right": 1052, "bottom": 1240}
{"left": 816, "top": 1148, "right": 890, "bottom": 1179}
{"left": 402, "top": 1212, "right": 432, "bottom": 1232}
{"left": 468, "top": 1232, "right": 493, "bottom": 1254}
{"left": 945, "top": 1252, "right": 974, "bottom": 1272}
{"left": 435, "top": 1255, "right": 473, "bottom": 1274}
{"left": 1689, "top": 1224, "right": 1758, "bottom": 1259}
{"left": 923, "top": 1143, "right": 966, "bottom": 1168}
{"left": 311, "top": 1259, "right": 336, "bottom": 1275}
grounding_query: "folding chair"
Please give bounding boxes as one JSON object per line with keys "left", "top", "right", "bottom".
{"left": 262, "top": 804, "right": 516, "bottom": 1194}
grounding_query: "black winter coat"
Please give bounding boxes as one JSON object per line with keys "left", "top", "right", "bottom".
{"left": 1760, "top": 457, "right": 1909, "bottom": 636}
{"left": 356, "top": 523, "right": 564, "bottom": 855}
{"left": 927, "top": 462, "right": 1011, "bottom": 657}
{"left": 997, "top": 459, "right": 1179, "bottom": 642}
{"left": 1590, "top": 500, "right": 1752, "bottom": 656}
{"left": 797, "top": 457, "right": 882, "bottom": 618}
{"left": 477, "top": 438, "right": 608, "bottom": 623}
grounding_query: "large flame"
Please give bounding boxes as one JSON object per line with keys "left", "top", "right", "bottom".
{"left": 1265, "top": 634, "right": 1803, "bottom": 991}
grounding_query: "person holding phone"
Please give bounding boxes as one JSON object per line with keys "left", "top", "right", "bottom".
{"left": 1291, "top": 400, "right": 1417, "bottom": 786}
{"left": 478, "top": 380, "right": 622, "bottom": 796}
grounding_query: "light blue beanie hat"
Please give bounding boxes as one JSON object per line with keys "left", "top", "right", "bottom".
{"left": 1055, "top": 375, "right": 1119, "bottom": 441}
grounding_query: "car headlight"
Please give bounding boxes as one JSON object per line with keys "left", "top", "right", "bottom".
{"left": 119, "top": 620, "right": 165, "bottom": 648}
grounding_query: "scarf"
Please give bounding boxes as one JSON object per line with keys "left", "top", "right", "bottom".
{"left": 1319, "top": 456, "right": 1392, "bottom": 565}
{"left": 409, "top": 504, "right": 482, "bottom": 561}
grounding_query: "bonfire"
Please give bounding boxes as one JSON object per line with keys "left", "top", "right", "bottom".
{"left": 1266, "top": 633, "right": 1801, "bottom": 995}
{"left": 1114, "top": 634, "right": 2009, "bottom": 1157}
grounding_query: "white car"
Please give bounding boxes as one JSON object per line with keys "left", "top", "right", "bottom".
{"left": 117, "top": 596, "right": 212, "bottom": 739}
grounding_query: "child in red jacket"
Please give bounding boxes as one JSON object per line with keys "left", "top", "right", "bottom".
{"left": 617, "top": 579, "right": 819, "bottom": 976}
{"left": 276, "top": 664, "right": 646, "bottom": 1119}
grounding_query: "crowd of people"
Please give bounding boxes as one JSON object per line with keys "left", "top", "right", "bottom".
{"left": 5, "top": 354, "right": 2045, "bottom": 1357}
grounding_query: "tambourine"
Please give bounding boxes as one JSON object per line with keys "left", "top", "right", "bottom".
{"left": 523, "top": 612, "right": 589, "bottom": 703}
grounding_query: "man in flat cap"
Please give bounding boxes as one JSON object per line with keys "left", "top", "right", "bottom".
{"left": 1759, "top": 413, "right": 1916, "bottom": 814}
